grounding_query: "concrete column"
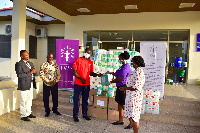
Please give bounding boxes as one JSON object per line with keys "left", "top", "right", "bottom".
{"left": 11, "top": 0, "right": 27, "bottom": 80}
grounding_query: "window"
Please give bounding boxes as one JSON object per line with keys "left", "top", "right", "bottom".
{"left": 29, "top": 35, "right": 37, "bottom": 58}
{"left": 169, "top": 31, "right": 189, "bottom": 41}
{"left": 100, "top": 31, "right": 132, "bottom": 41}
{"left": 83, "top": 31, "right": 99, "bottom": 42}
{"left": 48, "top": 37, "right": 64, "bottom": 58}
{"left": 133, "top": 30, "right": 168, "bottom": 41}
{"left": 0, "top": 35, "right": 11, "bottom": 58}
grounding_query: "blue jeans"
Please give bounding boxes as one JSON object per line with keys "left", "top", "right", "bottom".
{"left": 73, "top": 84, "right": 90, "bottom": 118}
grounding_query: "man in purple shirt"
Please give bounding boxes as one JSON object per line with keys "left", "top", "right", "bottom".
{"left": 110, "top": 51, "right": 132, "bottom": 129}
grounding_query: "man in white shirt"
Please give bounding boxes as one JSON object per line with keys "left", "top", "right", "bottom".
{"left": 15, "top": 50, "right": 36, "bottom": 121}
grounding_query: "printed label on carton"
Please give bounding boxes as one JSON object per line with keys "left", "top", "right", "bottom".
{"left": 97, "top": 100, "right": 104, "bottom": 106}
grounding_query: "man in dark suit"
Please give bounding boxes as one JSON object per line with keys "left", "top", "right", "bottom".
{"left": 15, "top": 50, "right": 36, "bottom": 121}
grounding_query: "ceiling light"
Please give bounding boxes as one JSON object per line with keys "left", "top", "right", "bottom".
{"left": 179, "top": 3, "right": 195, "bottom": 8}
{"left": 77, "top": 8, "right": 90, "bottom": 12}
{"left": 98, "top": 41, "right": 102, "bottom": 43}
{"left": 108, "top": 32, "right": 112, "bottom": 36}
{"left": 116, "top": 38, "right": 123, "bottom": 39}
{"left": 124, "top": 5, "right": 138, "bottom": 10}
{"left": 108, "top": 32, "right": 117, "bottom": 35}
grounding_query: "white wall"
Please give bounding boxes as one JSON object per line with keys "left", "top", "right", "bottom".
{"left": 0, "top": 22, "right": 65, "bottom": 77}
{"left": 0, "top": 58, "right": 10, "bottom": 77}
{"left": 65, "top": 12, "right": 200, "bottom": 84}
{"left": 37, "top": 24, "right": 65, "bottom": 36}
{"left": 36, "top": 24, "right": 65, "bottom": 75}
{"left": 0, "top": 76, "right": 43, "bottom": 116}
{"left": 27, "top": 24, "right": 65, "bottom": 75}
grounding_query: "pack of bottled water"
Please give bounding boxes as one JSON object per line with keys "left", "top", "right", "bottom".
{"left": 141, "top": 90, "right": 160, "bottom": 114}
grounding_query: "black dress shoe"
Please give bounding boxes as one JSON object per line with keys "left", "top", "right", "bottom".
{"left": 124, "top": 125, "right": 133, "bottom": 129}
{"left": 21, "top": 117, "right": 30, "bottom": 121}
{"left": 112, "top": 122, "right": 124, "bottom": 125}
{"left": 74, "top": 117, "right": 79, "bottom": 122}
{"left": 83, "top": 116, "right": 91, "bottom": 120}
{"left": 53, "top": 111, "right": 61, "bottom": 115}
{"left": 45, "top": 112, "right": 50, "bottom": 117}
{"left": 28, "top": 114, "right": 36, "bottom": 118}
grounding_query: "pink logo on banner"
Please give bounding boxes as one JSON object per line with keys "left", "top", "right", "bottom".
{"left": 56, "top": 39, "right": 79, "bottom": 89}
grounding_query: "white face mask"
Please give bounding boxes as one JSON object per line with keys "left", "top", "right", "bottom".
{"left": 84, "top": 53, "right": 90, "bottom": 58}
{"left": 119, "top": 60, "right": 127, "bottom": 64}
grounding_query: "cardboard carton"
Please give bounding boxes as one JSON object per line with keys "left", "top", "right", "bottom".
{"left": 108, "top": 109, "right": 119, "bottom": 121}
{"left": 103, "top": 91, "right": 107, "bottom": 96}
{"left": 88, "top": 95, "right": 94, "bottom": 106}
{"left": 108, "top": 97, "right": 118, "bottom": 110}
{"left": 80, "top": 95, "right": 94, "bottom": 106}
{"left": 79, "top": 105, "right": 93, "bottom": 117}
{"left": 92, "top": 107, "right": 107, "bottom": 120}
{"left": 94, "top": 95, "right": 108, "bottom": 108}
{"left": 89, "top": 89, "right": 97, "bottom": 96}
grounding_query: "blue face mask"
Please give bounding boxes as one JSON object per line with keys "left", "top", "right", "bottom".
{"left": 118, "top": 59, "right": 128, "bottom": 64}
{"left": 84, "top": 53, "right": 90, "bottom": 59}
{"left": 118, "top": 59, "right": 122, "bottom": 64}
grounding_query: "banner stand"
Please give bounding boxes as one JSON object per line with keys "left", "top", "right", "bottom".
{"left": 140, "top": 42, "right": 167, "bottom": 100}
{"left": 56, "top": 39, "right": 79, "bottom": 90}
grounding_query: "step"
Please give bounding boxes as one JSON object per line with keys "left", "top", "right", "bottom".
{"left": 159, "top": 105, "right": 200, "bottom": 117}
{"left": 159, "top": 98, "right": 200, "bottom": 109}
{"left": 140, "top": 113, "right": 200, "bottom": 127}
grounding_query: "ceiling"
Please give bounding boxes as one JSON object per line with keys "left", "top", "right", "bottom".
{"left": 43, "top": 0, "right": 200, "bottom": 16}
{"left": 0, "top": 15, "right": 65, "bottom": 25}
{"left": 3, "top": 0, "right": 200, "bottom": 24}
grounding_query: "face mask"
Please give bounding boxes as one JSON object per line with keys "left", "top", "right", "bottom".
{"left": 118, "top": 60, "right": 127, "bottom": 64}
{"left": 118, "top": 59, "right": 122, "bottom": 64}
{"left": 84, "top": 53, "right": 90, "bottom": 58}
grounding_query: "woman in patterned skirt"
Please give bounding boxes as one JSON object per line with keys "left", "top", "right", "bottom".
{"left": 120, "top": 56, "right": 145, "bottom": 133}
{"left": 110, "top": 51, "right": 131, "bottom": 127}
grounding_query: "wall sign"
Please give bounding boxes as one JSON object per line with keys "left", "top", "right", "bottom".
{"left": 197, "top": 34, "right": 200, "bottom": 51}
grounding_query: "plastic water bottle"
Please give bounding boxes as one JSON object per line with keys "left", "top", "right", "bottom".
{"left": 143, "top": 90, "right": 147, "bottom": 104}
{"left": 145, "top": 94, "right": 152, "bottom": 113}
{"left": 153, "top": 90, "right": 160, "bottom": 98}
{"left": 145, "top": 102, "right": 152, "bottom": 113}
{"left": 152, "top": 96, "right": 159, "bottom": 105}
{"left": 141, "top": 104, "right": 145, "bottom": 114}
{"left": 147, "top": 90, "right": 153, "bottom": 97}
{"left": 146, "top": 95, "right": 152, "bottom": 105}
{"left": 152, "top": 103, "right": 159, "bottom": 114}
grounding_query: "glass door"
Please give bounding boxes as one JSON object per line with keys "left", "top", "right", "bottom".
{"left": 167, "top": 42, "right": 188, "bottom": 83}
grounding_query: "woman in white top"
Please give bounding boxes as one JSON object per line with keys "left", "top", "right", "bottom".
{"left": 120, "top": 56, "right": 145, "bottom": 133}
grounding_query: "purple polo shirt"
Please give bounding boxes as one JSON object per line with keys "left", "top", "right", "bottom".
{"left": 115, "top": 63, "right": 131, "bottom": 86}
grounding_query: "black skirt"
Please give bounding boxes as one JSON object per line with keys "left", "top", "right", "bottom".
{"left": 115, "top": 84, "right": 126, "bottom": 105}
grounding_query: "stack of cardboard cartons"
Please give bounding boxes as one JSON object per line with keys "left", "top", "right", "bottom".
{"left": 108, "top": 97, "right": 119, "bottom": 121}
{"left": 92, "top": 95, "right": 108, "bottom": 120}
{"left": 78, "top": 88, "right": 119, "bottom": 121}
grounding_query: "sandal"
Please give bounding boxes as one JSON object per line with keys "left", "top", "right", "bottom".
{"left": 112, "top": 122, "right": 124, "bottom": 125}
{"left": 124, "top": 125, "right": 133, "bottom": 129}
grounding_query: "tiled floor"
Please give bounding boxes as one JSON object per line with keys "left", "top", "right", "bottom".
{"left": 0, "top": 84, "right": 200, "bottom": 133}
